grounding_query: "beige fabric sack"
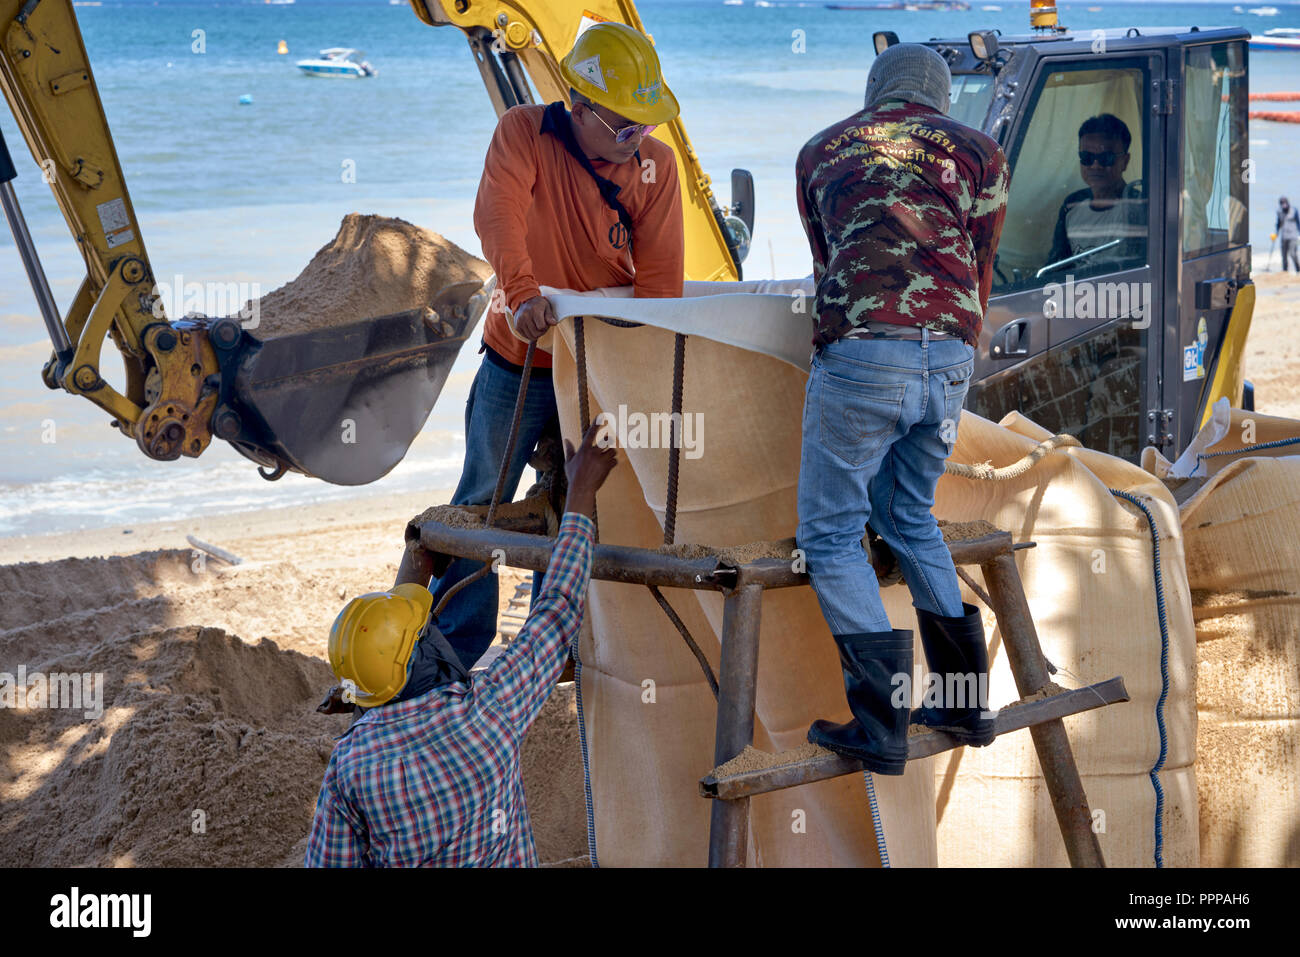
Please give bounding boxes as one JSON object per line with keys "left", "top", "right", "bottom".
{"left": 549, "top": 317, "right": 937, "bottom": 867}
{"left": 531, "top": 288, "right": 1196, "bottom": 867}
{"left": 1152, "top": 405, "right": 1300, "bottom": 866}
{"left": 923, "top": 412, "right": 1199, "bottom": 867}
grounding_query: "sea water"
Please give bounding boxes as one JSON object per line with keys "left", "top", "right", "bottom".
{"left": 2, "top": 0, "right": 1299, "bottom": 537}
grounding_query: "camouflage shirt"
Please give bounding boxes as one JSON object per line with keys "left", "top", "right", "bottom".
{"left": 795, "top": 102, "right": 1009, "bottom": 348}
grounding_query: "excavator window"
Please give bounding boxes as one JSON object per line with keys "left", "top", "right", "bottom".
{"left": 949, "top": 73, "right": 996, "bottom": 130}
{"left": 1182, "top": 42, "right": 1248, "bottom": 259}
{"left": 970, "top": 57, "right": 1158, "bottom": 462}
{"left": 992, "top": 62, "right": 1151, "bottom": 294}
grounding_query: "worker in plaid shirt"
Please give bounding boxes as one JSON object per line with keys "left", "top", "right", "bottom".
{"left": 306, "top": 423, "right": 616, "bottom": 867}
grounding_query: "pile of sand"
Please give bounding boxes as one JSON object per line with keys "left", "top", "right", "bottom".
{"left": 0, "top": 622, "right": 349, "bottom": 867}
{"left": 241, "top": 213, "right": 492, "bottom": 338}
{"left": 0, "top": 545, "right": 587, "bottom": 866}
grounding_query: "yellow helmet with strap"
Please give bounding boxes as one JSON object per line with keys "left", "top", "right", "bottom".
{"left": 561, "top": 21, "right": 679, "bottom": 126}
{"left": 328, "top": 583, "right": 433, "bottom": 708}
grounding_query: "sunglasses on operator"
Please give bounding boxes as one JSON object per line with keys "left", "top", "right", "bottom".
{"left": 1078, "top": 150, "right": 1120, "bottom": 168}
{"left": 585, "top": 106, "right": 657, "bottom": 144}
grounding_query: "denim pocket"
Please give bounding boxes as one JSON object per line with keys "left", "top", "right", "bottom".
{"left": 939, "top": 367, "right": 972, "bottom": 450}
{"left": 819, "top": 371, "right": 905, "bottom": 466}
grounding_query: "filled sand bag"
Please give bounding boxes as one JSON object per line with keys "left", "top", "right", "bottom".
{"left": 530, "top": 287, "right": 1195, "bottom": 866}
{"left": 923, "top": 412, "right": 1199, "bottom": 867}
{"left": 548, "top": 318, "right": 936, "bottom": 867}
{"left": 1169, "top": 407, "right": 1300, "bottom": 867}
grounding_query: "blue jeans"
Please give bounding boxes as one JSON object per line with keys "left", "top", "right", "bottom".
{"left": 797, "top": 333, "right": 974, "bottom": 636}
{"left": 429, "top": 351, "right": 559, "bottom": 668}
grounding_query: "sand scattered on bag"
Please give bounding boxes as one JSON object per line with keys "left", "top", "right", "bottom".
{"left": 710, "top": 742, "right": 831, "bottom": 778}
{"left": 1003, "top": 680, "right": 1069, "bottom": 709}
{"left": 412, "top": 492, "right": 555, "bottom": 532}
{"left": 660, "top": 538, "right": 796, "bottom": 565}
{"left": 938, "top": 519, "right": 1002, "bottom": 542}
{"left": 241, "top": 213, "right": 491, "bottom": 338}
{"left": 658, "top": 522, "right": 1001, "bottom": 567}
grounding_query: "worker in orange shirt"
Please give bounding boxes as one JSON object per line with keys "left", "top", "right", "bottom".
{"left": 428, "top": 21, "right": 685, "bottom": 670}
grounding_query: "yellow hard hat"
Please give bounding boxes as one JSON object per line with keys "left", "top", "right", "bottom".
{"left": 561, "top": 21, "right": 679, "bottom": 126}
{"left": 327, "top": 583, "right": 433, "bottom": 708}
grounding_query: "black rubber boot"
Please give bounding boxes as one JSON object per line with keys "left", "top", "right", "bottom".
{"left": 912, "top": 602, "right": 995, "bottom": 747}
{"left": 808, "top": 630, "right": 912, "bottom": 775}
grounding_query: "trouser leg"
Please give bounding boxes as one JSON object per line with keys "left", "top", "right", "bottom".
{"left": 429, "top": 356, "right": 558, "bottom": 668}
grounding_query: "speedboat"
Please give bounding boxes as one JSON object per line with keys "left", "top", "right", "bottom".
{"left": 296, "top": 48, "right": 377, "bottom": 78}
{"left": 1248, "top": 6, "right": 1280, "bottom": 16}
{"left": 1250, "top": 29, "right": 1300, "bottom": 51}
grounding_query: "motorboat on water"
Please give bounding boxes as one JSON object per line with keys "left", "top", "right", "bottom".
{"left": 296, "top": 48, "right": 377, "bottom": 78}
{"left": 1248, "top": 6, "right": 1280, "bottom": 16}
{"left": 1249, "top": 28, "right": 1300, "bottom": 51}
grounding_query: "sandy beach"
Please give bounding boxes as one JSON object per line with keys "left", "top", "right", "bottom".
{"left": 1242, "top": 271, "right": 1300, "bottom": 420}
{"left": 0, "top": 489, "right": 449, "bottom": 567}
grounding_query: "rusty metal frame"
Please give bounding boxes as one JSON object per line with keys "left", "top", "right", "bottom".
{"left": 415, "top": 520, "right": 1120, "bottom": 869}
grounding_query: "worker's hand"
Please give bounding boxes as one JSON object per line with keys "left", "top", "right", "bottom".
{"left": 514, "top": 295, "right": 558, "bottom": 341}
{"left": 563, "top": 421, "right": 618, "bottom": 520}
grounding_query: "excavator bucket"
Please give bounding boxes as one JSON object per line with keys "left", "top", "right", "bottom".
{"left": 212, "top": 279, "right": 490, "bottom": 485}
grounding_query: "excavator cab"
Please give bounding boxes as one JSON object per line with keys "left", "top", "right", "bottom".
{"left": 915, "top": 25, "right": 1252, "bottom": 462}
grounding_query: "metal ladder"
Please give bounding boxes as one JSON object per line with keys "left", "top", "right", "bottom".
{"left": 698, "top": 526, "right": 1128, "bottom": 868}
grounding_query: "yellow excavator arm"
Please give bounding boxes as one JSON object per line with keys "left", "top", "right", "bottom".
{"left": 0, "top": 0, "right": 214, "bottom": 462}
{"left": 0, "top": 0, "right": 747, "bottom": 485}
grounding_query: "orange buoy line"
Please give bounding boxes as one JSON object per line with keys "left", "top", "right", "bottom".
{"left": 1250, "top": 110, "right": 1300, "bottom": 123}
{"left": 1249, "top": 92, "right": 1300, "bottom": 102}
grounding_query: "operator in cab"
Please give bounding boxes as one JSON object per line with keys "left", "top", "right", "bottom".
{"left": 1045, "top": 113, "right": 1146, "bottom": 274}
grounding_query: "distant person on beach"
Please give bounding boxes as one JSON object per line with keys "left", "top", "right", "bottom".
{"left": 425, "top": 21, "right": 685, "bottom": 671}
{"left": 1277, "top": 196, "right": 1300, "bottom": 271}
{"left": 306, "top": 424, "right": 615, "bottom": 867}
{"left": 1046, "top": 113, "right": 1147, "bottom": 275}
{"left": 793, "top": 44, "right": 1008, "bottom": 774}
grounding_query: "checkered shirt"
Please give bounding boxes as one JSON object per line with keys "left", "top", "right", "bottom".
{"left": 305, "top": 512, "right": 595, "bottom": 867}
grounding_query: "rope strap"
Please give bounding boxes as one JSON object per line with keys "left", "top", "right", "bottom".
{"left": 436, "top": 341, "right": 539, "bottom": 618}
{"left": 943, "top": 434, "right": 1081, "bottom": 481}
{"left": 663, "top": 332, "right": 687, "bottom": 546}
{"left": 1108, "top": 488, "right": 1170, "bottom": 869}
{"left": 574, "top": 317, "right": 597, "bottom": 542}
{"left": 647, "top": 585, "right": 719, "bottom": 699}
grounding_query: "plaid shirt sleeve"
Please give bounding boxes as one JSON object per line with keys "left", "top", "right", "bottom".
{"left": 305, "top": 759, "right": 369, "bottom": 868}
{"left": 479, "top": 511, "right": 594, "bottom": 734}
